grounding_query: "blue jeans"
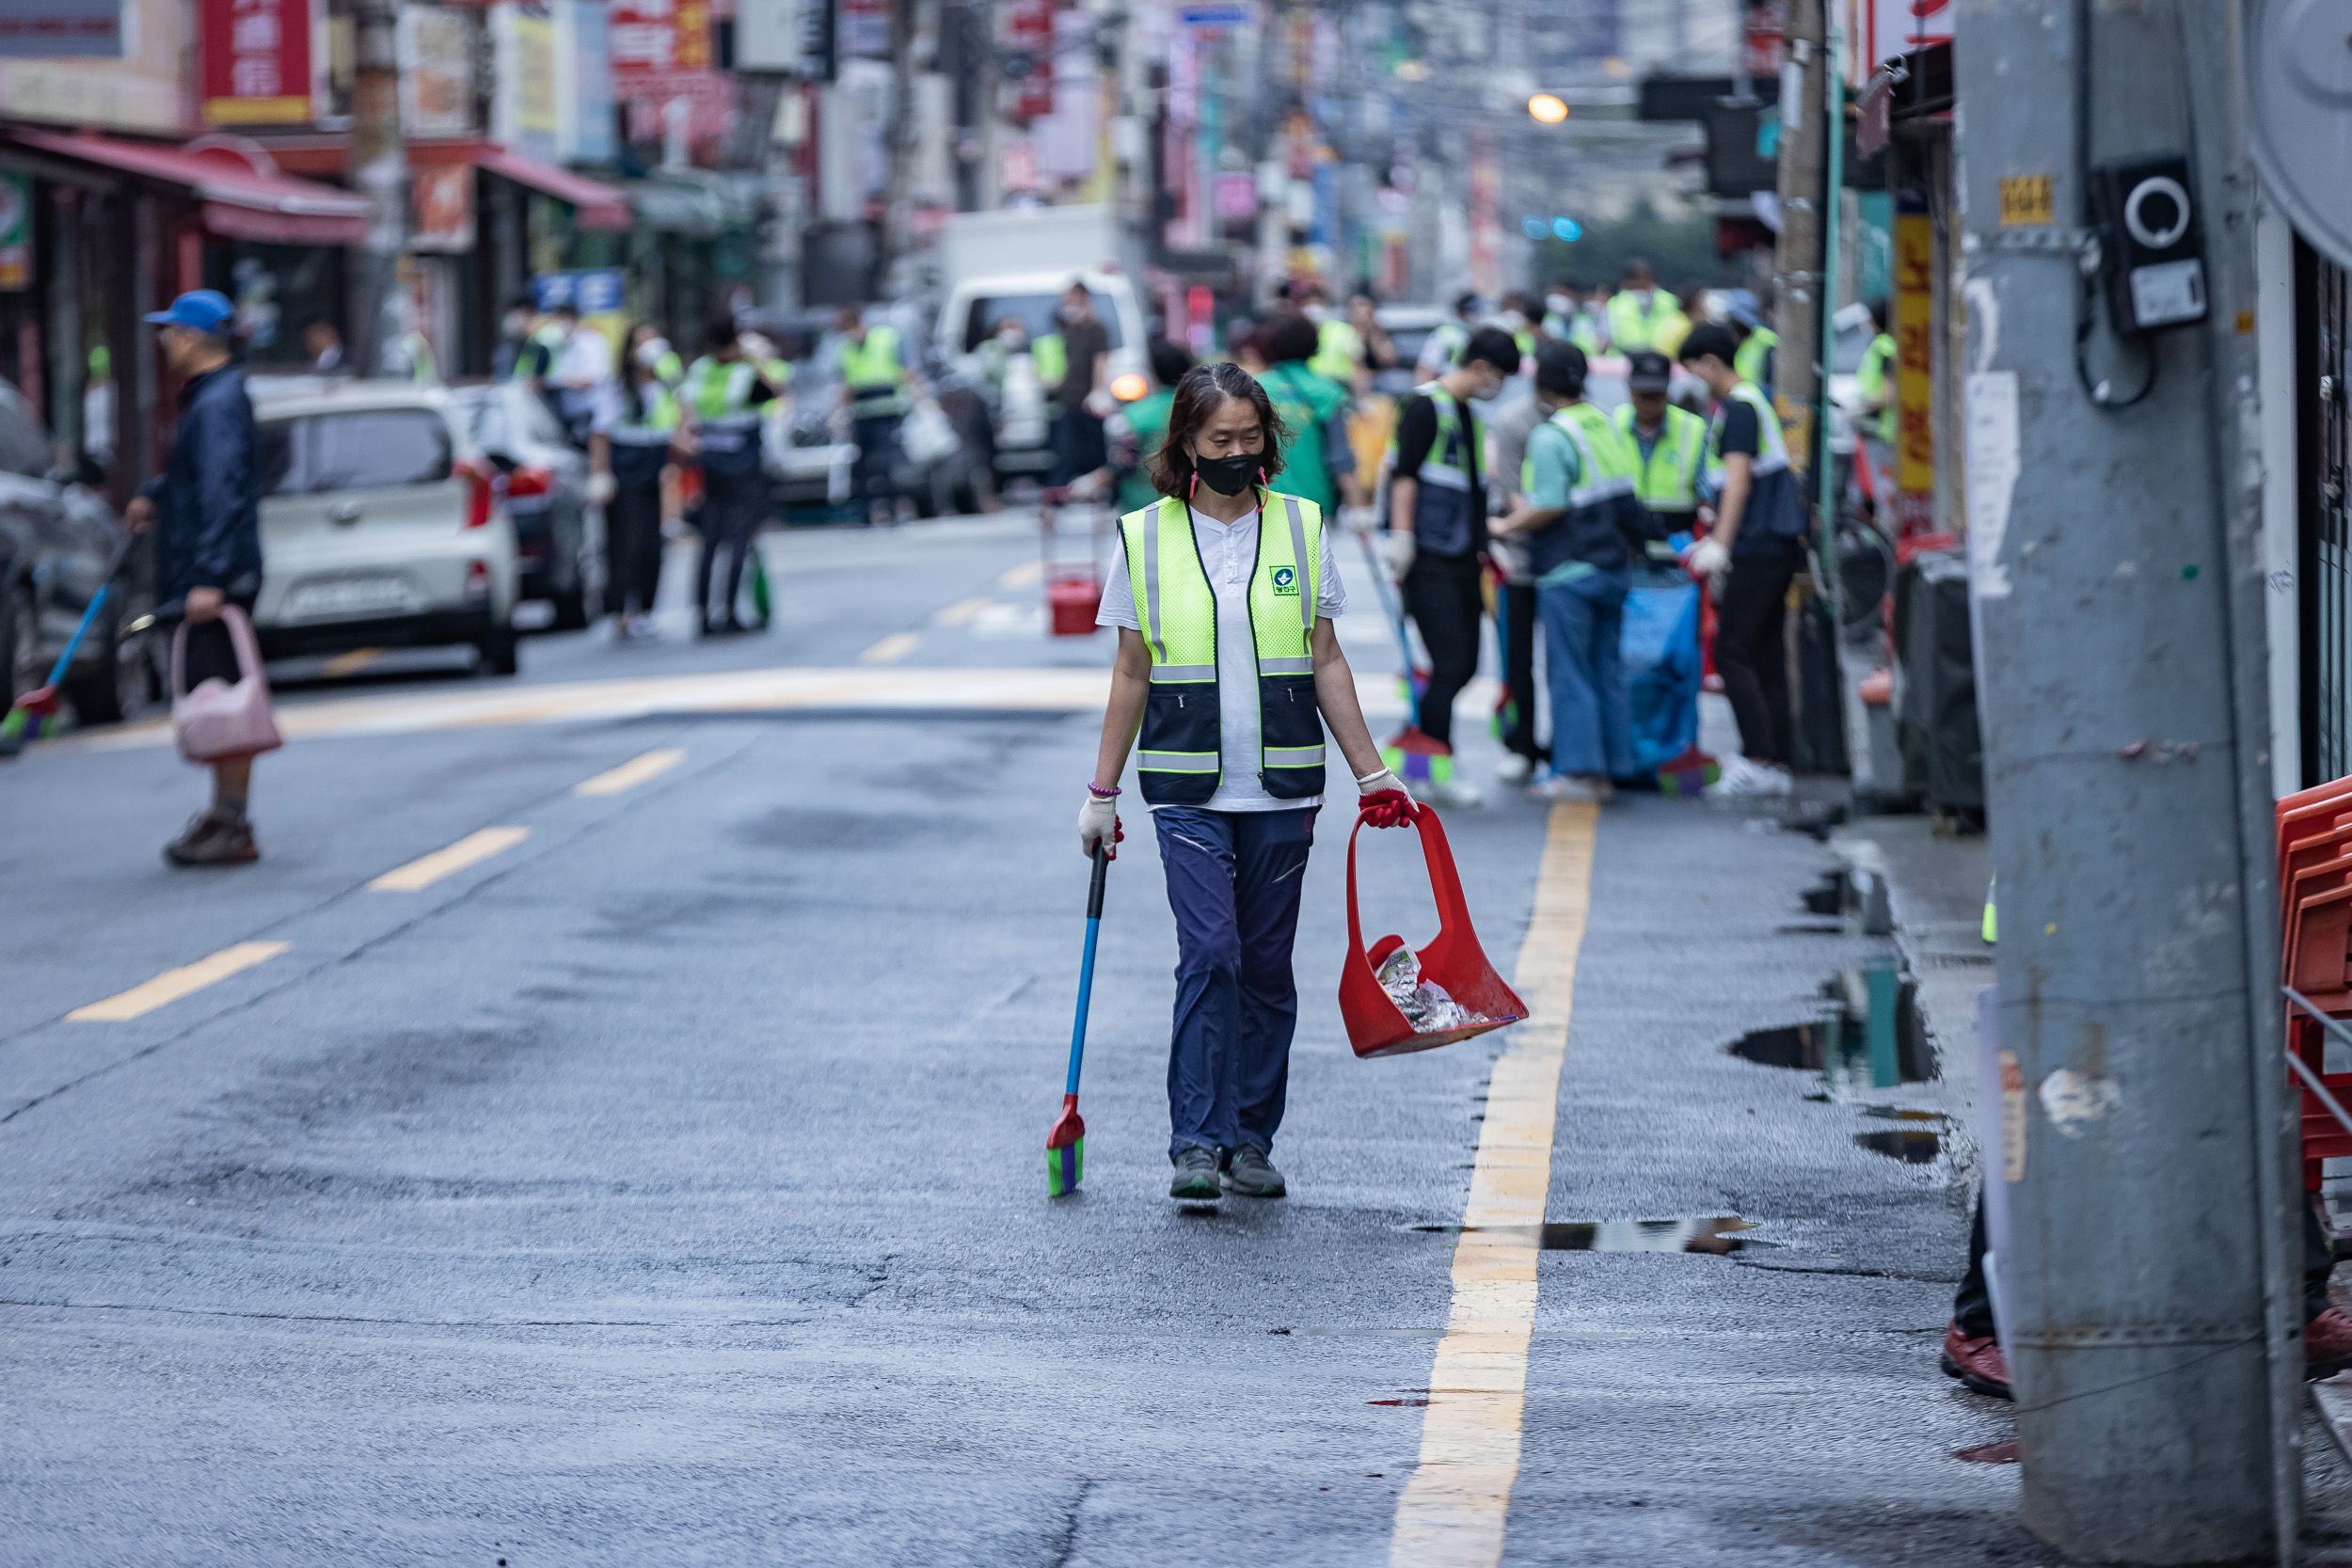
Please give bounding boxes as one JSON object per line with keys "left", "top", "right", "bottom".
{"left": 1152, "top": 806, "right": 1317, "bottom": 1161}
{"left": 1537, "top": 566, "right": 1634, "bottom": 779}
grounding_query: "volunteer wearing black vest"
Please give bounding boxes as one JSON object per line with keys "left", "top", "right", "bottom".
{"left": 1082, "top": 363, "right": 1411, "bottom": 1204}
{"left": 1379, "top": 325, "right": 1521, "bottom": 807}
{"left": 680, "top": 315, "right": 785, "bottom": 637}
{"left": 1677, "top": 323, "right": 1809, "bottom": 797}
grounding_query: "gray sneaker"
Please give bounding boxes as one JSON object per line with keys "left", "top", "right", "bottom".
{"left": 1169, "top": 1145, "right": 1223, "bottom": 1200}
{"left": 1223, "top": 1145, "right": 1287, "bottom": 1197}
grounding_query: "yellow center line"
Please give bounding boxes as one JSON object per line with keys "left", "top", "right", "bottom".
{"left": 1389, "top": 800, "right": 1597, "bottom": 1568}
{"left": 67, "top": 942, "right": 292, "bottom": 1022}
{"left": 573, "top": 748, "right": 686, "bottom": 797}
{"left": 932, "top": 596, "right": 992, "bottom": 626}
{"left": 369, "top": 826, "right": 531, "bottom": 892}
{"left": 860, "top": 631, "right": 923, "bottom": 664}
{"left": 997, "top": 560, "right": 1044, "bottom": 589}
{"left": 321, "top": 647, "right": 385, "bottom": 678}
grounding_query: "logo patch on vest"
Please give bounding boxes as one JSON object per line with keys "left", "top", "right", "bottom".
{"left": 1271, "top": 565, "right": 1298, "bottom": 596}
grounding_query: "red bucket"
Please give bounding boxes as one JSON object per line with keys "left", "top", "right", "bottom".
{"left": 1340, "top": 803, "right": 1528, "bottom": 1058}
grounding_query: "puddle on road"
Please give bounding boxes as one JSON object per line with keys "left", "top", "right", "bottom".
{"left": 1802, "top": 870, "right": 1850, "bottom": 916}
{"left": 1855, "top": 1128, "right": 1944, "bottom": 1163}
{"left": 1724, "top": 963, "right": 1933, "bottom": 1097}
{"left": 1410, "top": 1217, "right": 1772, "bottom": 1254}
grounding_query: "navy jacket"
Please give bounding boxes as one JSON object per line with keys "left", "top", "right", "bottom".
{"left": 144, "top": 364, "right": 262, "bottom": 611}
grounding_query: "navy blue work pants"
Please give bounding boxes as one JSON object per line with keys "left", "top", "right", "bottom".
{"left": 1152, "top": 805, "right": 1317, "bottom": 1162}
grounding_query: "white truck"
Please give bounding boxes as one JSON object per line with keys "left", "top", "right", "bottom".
{"left": 934, "top": 205, "right": 1150, "bottom": 486}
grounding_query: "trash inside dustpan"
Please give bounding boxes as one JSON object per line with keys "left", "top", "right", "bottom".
{"left": 1340, "top": 803, "right": 1527, "bottom": 1057}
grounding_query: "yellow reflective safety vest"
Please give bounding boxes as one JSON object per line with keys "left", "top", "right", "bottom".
{"left": 1523, "top": 401, "right": 1644, "bottom": 578}
{"left": 1031, "top": 332, "right": 1067, "bottom": 394}
{"left": 1308, "top": 318, "right": 1360, "bottom": 384}
{"left": 1855, "top": 331, "right": 1896, "bottom": 443}
{"left": 1613, "top": 402, "right": 1716, "bottom": 522}
{"left": 1117, "top": 489, "right": 1327, "bottom": 806}
{"left": 1382, "top": 380, "right": 1480, "bottom": 554}
{"left": 1733, "top": 326, "right": 1779, "bottom": 393}
{"left": 610, "top": 380, "right": 681, "bottom": 487}
{"left": 1605, "top": 290, "right": 1688, "bottom": 355}
{"left": 839, "top": 325, "right": 908, "bottom": 417}
{"left": 682, "top": 355, "right": 766, "bottom": 474}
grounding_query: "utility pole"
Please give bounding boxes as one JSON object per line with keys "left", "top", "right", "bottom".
{"left": 882, "top": 0, "right": 918, "bottom": 274}
{"left": 1771, "top": 0, "right": 1823, "bottom": 469}
{"left": 1955, "top": 1, "right": 2298, "bottom": 1561}
{"left": 349, "top": 0, "right": 406, "bottom": 376}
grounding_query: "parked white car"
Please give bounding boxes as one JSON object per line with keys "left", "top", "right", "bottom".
{"left": 245, "top": 377, "right": 521, "bottom": 674}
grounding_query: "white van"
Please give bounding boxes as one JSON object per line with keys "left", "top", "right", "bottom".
{"left": 937, "top": 269, "right": 1147, "bottom": 483}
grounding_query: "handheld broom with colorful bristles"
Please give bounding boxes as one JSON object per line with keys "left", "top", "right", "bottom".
{"left": 1046, "top": 843, "right": 1111, "bottom": 1196}
{"left": 2, "top": 534, "right": 135, "bottom": 752}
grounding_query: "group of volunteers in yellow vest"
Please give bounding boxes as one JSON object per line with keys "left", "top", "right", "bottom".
{"left": 1071, "top": 262, "right": 1824, "bottom": 1199}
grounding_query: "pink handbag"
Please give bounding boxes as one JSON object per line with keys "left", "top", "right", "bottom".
{"left": 170, "top": 604, "right": 283, "bottom": 763}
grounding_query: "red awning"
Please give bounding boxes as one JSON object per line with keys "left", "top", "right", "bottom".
{"left": 475, "top": 147, "right": 631, "bottom": 231}
{"left": 6, "top": 128, "right": 370, "bottom": 245}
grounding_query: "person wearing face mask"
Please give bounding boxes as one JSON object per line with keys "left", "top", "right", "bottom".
{"left": 627, "top": 322, "right": 683, "bottom": 387}
{"left": 1605, "top": 259, "right": 1689, "bottom": 356}
{"left": 592, "top": 323, "right": 686, "bottom": 640}
{"left": 1376, "top": 325, "right": 1521, "bottom": 807}
{"left": 1542, "top": 280, "right": 1602, "bottom": 355}
{"left": 1085, "top": 361, "right": 1411, "bottom": 1203}
{"left": 1497, "top": 293, "right": 1539, "bottom": 361}
{"left": 681, "top": 313, "right": 787, "bottom": 636}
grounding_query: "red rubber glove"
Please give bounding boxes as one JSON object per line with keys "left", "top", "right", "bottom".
{"left": 1356, "top": 767, "right": 1418, "bottom": 829}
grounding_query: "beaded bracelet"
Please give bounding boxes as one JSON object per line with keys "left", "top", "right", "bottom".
{"left": 1087, "top": 782, "right": 1121, "bottom": 799}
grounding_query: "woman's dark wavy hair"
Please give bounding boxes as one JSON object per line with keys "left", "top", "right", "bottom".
{"left": 1148, "top": 361, "right": 1291, "bottom": 499}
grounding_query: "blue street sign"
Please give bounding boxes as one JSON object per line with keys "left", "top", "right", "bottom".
{"left": 532, "top": 268, "right": 626, "bottom": 314}
{"left": 1180, "top": 3, "right": 1250, "bottom": 28}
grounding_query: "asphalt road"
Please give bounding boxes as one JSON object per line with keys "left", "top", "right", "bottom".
{"left": 0, "top": 515, "right": 2029, "bottom": 1565}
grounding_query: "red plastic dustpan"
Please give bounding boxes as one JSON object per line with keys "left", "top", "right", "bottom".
{"left": 1340, "top": 802, "right": 1527, "bottom": 1058}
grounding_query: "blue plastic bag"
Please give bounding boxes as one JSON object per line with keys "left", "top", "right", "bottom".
{"left": 1621, "top": 563, "right": 1701, "bottom": 775}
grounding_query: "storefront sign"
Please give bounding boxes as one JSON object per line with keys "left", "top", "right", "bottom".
{"left": 557, "top": 0, "right": 615, "bottom": 164}
{"left": 410, "top": 162, "right": 475, "bottom": 251}
{"left": 0, "top": 0, "right": 120, "bottom": 58}
{"left": 493, "top": 4, "right": 559, "bottom": 162}
{"left": 0, "top": 177, "right": 31, "bottom": 292}
{"left": 532, "top": 268, "right": 625, "bottom": 314}
{"left": 610, "top": 0, "right": 729, "bottom": 145}
{"left": 200, "top": 0, "right": 315, "bottom": 124}
{"left": 399, "top": 5, "right": 473, "bottom": 138}
{"left": 836, "top": 0, "right": 887, "bottom": 58}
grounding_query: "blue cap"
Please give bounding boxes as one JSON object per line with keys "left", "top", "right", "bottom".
{"left": 145, "top": 289, "right": 235, "bottom": 334}
{"left": 1723, "top": 289, "right": 1762, "bottom": 330}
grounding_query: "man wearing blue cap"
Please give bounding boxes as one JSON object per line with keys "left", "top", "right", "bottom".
{"left": 124, "top": 289, "right": 268, "bottom": 866}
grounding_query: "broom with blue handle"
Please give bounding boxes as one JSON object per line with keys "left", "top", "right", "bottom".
{"left": 1047, "top": 843, "right": 1110, "bottom": 1196}
{"left": 3, "top": 532, "right": 135, "bottom": 751}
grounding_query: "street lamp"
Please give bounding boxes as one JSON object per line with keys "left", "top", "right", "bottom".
{"left": 1527, "top": 93, "right": 1568, "bottom": 124}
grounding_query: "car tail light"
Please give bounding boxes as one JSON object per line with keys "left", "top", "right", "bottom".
{"left": 457, "top": 455, "right": 500, "bottom": 529}
{"left": 505, "top": 465, "right": 554, "bottom": 500}
{"left": 465, "top": 560, "right": 491, "bottom": 601}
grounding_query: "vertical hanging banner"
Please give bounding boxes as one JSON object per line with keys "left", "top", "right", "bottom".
{"left": 201, "top": 0, "right": 316, "bottom": 123}
{"left": 1893, "top": 197, "right": 1936, "bottom": 535}
{"left": 493, "top": 4, "right": 560, "bottom": 163}
{"left": 399, "top": 5, "right": 474, "bottom": 139}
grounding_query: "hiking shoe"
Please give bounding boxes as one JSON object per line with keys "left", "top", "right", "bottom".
{"left": 1168, "top": 1145, "right": 1223, "bottom": 1201}
{"left": 1223, "top": 1145, "right": 1287, "bottom": 1197}
{"left": 164, "top": 809, "right": 259, "bottom": 868}
{"left": 1939, "top": 1319, "right": 2012, "bottom": 1400}
{"left": 2310, "top": 1307, "right": 2352, "bottom": 1379}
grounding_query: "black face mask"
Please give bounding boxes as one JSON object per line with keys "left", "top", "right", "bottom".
{"left": 1193, "top": 451, "right": 1263, "bottom": 496}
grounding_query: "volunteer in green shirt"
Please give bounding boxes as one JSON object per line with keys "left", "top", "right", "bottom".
{"left": 1111, "top": 339, "right": 1193, "bottom": 516}
{"left": 1492, "top": 341, "right": 1648, "bottom": 801}
{"left": 1604, "top": 259, "right": 1689, "bottom": 355}
{"left": 1255, "top": 313, "right": 1357, "bottom": 516}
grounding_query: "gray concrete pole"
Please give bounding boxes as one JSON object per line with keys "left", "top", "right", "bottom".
{"left": 1954, "top": 0, "right": 2298, "bottom": 1560}
{"left": 1772, "top": 0, "right": 1823, "bottom": 467}
{"left": 349, "top": 0, "right": 405, "bottom": 377}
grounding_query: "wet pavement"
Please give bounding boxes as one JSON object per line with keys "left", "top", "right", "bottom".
{"left": 0, "top": 515, "right": 2076, "bottom": 1563}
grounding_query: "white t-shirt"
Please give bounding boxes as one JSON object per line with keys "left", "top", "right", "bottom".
{"left": 1097, "top": 502, "right": 1350, "bottom": 812}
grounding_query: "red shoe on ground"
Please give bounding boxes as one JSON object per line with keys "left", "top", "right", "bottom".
{"left": 2309, "top": 1307, "right": 2352, "bottom": 1380}
{"left": 1940, "top": 1320, "right": 2012, "bottom": 1400}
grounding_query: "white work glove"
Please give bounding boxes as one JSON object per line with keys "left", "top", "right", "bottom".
{"left": 1339, "top": 504, "right": 1378, "bottom": 539}
{"left": 1357, "top": 767, "right": 1416, "bottom": 829}
{"left": 1084, "top": 388, "right": 1117, "bottom": 420}
{"left": 585, "top": 471, "right": 616, "bottom": 506}
{"left": 1377, "top": 530, "right": 1417, "bottom": 582}
{"left": 1077, "top": 790, "right": 1124, "bottom": 861}
{"left": 1687, "top": 535, "right": 1730, "bottom": 581}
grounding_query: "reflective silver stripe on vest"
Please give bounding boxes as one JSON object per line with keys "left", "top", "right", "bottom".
{"left": 612, "top": 427, "right": 675, "bottom": 445}
{"left": 1415, "top": 462, "right": 1472, "bottom": 491}
{"left": 1141, "top": 510, "right": 1168, "bottom": 665}
{"left": 1257, "top": 656, "right": 1312, "bottom": 674}
{"left": 1714, "top": 384, "right": 1790, "bottom": 475}
{"left": 1263, "top": 745, "right": 1325, "bottom": 768}
{"left": 1139, "top": 750, "right": 1217, "bottom": 772}
{"left": 1281, "top": 495, "right": 1314, "bottom": 636}
{"left": 703, "top": 412, "right": 762, "bottom": 431}
{"left": 1150, "top": 662, "right": 1215, "bottom": 683}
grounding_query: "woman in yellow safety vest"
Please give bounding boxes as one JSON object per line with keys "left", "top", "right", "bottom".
{"left": 680, "top": 313, "right": 787, "bottom": 637}
{"left": 594, "top": 322, "right": 687, "bottom": 640}
{"left": 1079, "top": 362, "right": 1412, "bottom": 1204}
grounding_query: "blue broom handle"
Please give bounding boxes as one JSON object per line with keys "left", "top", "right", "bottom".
{"left": 1355, "top": 528, "right": 1421, "bottom": 728}
{"left": 38, "top": 582, "right": 109, "bottom": 690}
{"left": 1066, "top": 845, "right": 1109, "bottom": 1097}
